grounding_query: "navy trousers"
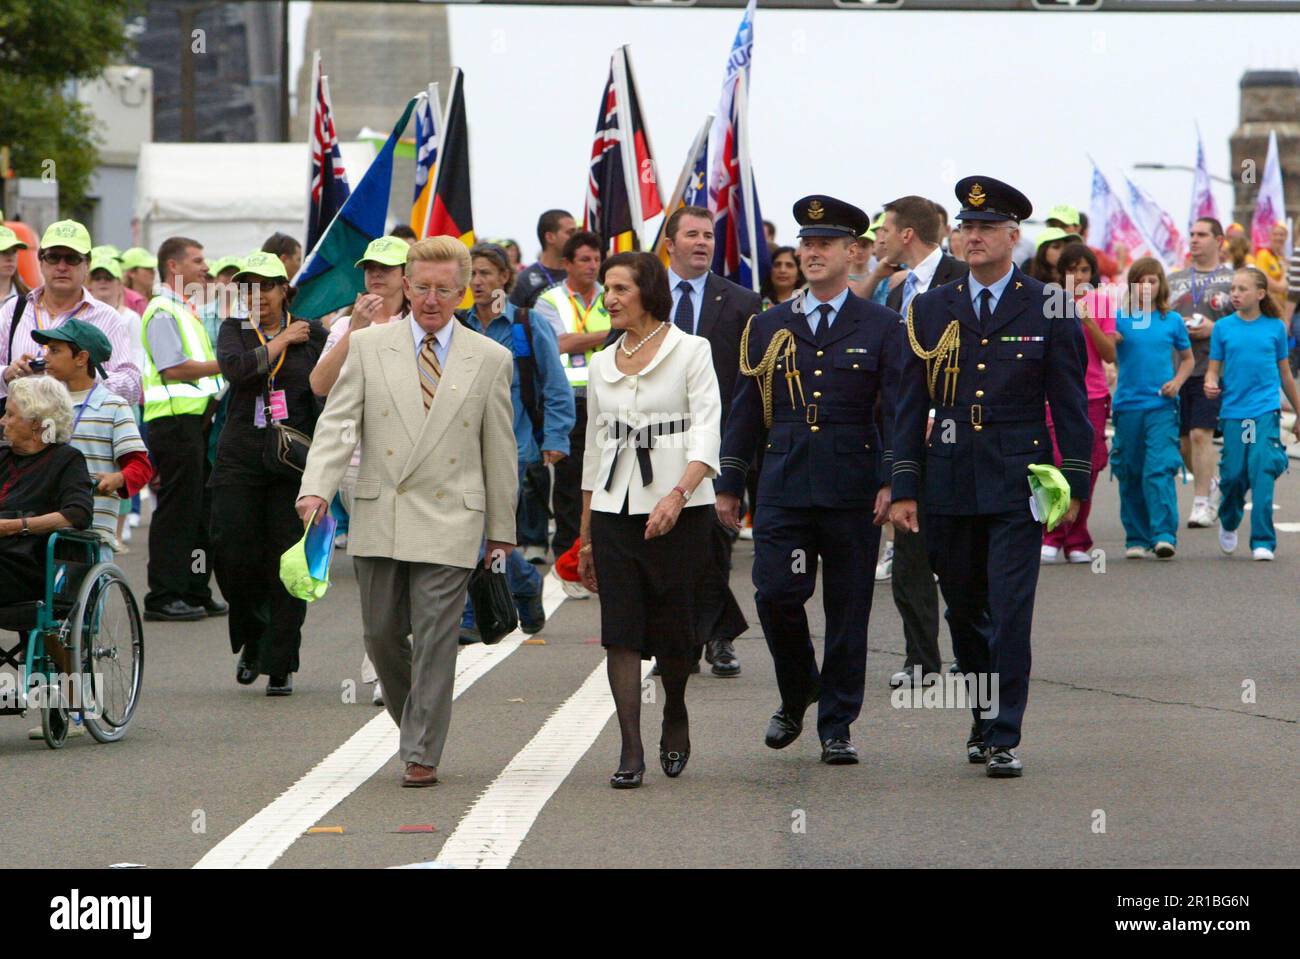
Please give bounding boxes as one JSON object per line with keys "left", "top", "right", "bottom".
{"left": 752, "top": 505, "right": 880, "bottom": 742}
{"left": 924, "top": 509, "right": 1040, "bottom": 749}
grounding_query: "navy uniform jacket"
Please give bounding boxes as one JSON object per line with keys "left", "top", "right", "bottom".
{"left": 717, "top": 290, "right": 902, "bottom": 510}
{"left": 891, "top": 266, "right": 1093, "bottom": 515}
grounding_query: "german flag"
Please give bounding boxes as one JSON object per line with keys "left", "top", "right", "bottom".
{"left": 426, "top": 68, "right": 474, "bottom": 305}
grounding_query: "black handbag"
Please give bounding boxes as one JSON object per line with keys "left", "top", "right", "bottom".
{"left": 262, "top": 384, "right": 312, "bottom": 475}
{"left": 467, "top": 566, "right": 518, "bottom": 645}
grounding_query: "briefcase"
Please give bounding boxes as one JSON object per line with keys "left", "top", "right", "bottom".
{"left": 467, "top": 567, "right": 518, "bottom": 645}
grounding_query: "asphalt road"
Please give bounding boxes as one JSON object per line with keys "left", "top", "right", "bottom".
{"left": 3, "top": 468, "right": 1296, "bottom": 869}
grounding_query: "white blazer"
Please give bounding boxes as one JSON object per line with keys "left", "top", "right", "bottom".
{"left": 582, "top": 324, "right": 721, "bottom": 515}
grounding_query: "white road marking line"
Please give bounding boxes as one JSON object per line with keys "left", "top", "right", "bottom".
{"left": 1275, "top": 522, "right": 1300, "bottom": 532}
{"left": 193, "top": 574, "right": 567, "bottom": 869}
{"left": 434, "top": 658, "right": 652, "bottom": 869}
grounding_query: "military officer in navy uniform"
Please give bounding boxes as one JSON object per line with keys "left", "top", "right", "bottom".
{"left": 717, "top": 195, "right": 901, "bottom": 765}
{"left": 888, "top": 176, "right": 1093, "bottom": 778}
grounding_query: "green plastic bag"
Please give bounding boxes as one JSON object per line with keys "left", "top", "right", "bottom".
{"left": 1028, "top": 463, "right": 1071, "bottom": 532}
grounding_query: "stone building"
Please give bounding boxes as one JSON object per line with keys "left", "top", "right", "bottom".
{"left": 1230, "top": 70, "right": 1300, "bottom": 232}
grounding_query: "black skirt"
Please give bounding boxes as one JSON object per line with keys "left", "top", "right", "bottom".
{"left": 590, "top": 502, "right": 716, "bottom": 660}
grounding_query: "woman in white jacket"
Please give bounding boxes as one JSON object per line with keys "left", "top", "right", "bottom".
{"left": 577, "top": 251, "right": 723, "bottom": 789}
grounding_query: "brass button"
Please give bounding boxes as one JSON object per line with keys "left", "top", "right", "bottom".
{"left": 435, "top": 490, "right": 445, "bottom": 500}
{"left": 449, "top": 456, "right": 457, "bottom": 464}
{"left": 814, "top": 370, "right": 822, "bottom": 377}
{"left": 766, "top": 443, "right": 772, "bottom": 449}
{"left": 810, "top": 425, "right": 820, "bottom": 433}
{"left": 981, "top": 338, "right": 989, "bottom": 346}
{"left": 1016, "top": 352, "right": 1023, "bottom": 359}
{"left": 812, "top": 391, "right": 822, "bottom": 399}
{"left": 852, "top": 363, "right": 860, "bottom": 369}
{"left": 973, "top": 425, "right": 983, "bottom": 432}
{"left": 864, "top": 443, "right": 870, "bottom": 449}
{"left": 386, "top": 448, "right": 393, "bottom": 456}
{"left": 977, "top": 363, "right": 986, "bottom": 371}
{"left": 1033, "top": 440, "right": 1039, "bottom": 446}
{"left": 975, "top": 390, "right": 984, "bottom": 398}
{"left": 463, "top": 420, "right": 470, "bottom": 427}
{"left": 816, "top": 350, "right": 824, "bottom": 357}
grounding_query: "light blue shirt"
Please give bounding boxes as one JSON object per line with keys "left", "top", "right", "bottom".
{"left": 968, "top": 266, "right": 1015, "bottom": 314}
{"left": 667, "top": 267, "right": 708, "bottom": 334}
{"left": 801, "top": 287, "right": 850, "bottom": 333}
{"left": 409, "top": 313, "right": 454, "bottom": 369}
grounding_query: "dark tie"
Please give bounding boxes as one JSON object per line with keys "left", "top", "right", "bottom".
{"left": 814, "top": 303, "right": 833, "bottom": 344}
{"left": 674, "top": 280, "right": 695, "bottom": 333}
{"left": 978, "top": 288, "right": 993, "bottom": 332}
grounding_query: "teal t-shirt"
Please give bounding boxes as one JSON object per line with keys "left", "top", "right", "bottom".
{"left": 1208, "top": 313, "right": 1288, "bottom": 420}
{"left": 1113, "top": 309, "right": 1191, "bottom": 411}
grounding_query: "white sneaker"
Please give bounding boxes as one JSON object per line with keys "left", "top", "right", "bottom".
{"left": 1252, "top": 547, "right": 1275, "bottom": 561}
{"left": 127, "top": 512, "right": 141, "bottom": 528}
{"left": 121, "top": 523, "right": 132, "bottom": 543}
{"left": 1188, "top": 503, "right": 1213, "bottom": 528}
{"left": 1124, "top": 546, "right": 1149, "bottom": 559}
{"left": 522, "top": 545, "right": 548, "bottom": 564}
{"left": 1209, "top": 476, "right": 1221, "bottom": 512}
{"left": 1040, "top": 546, "right": 1061, "bottom": 564}
{"left": 334, "top": 532, "right": 348, "bottom": 549}
{"left": 1067, "top": 550, "right": 1092, "bottom": 564}
{"left": 889, "top": 667, "right": 919, "bottom": 689}
{"left": 1218, "top": 527, "right": 1238, "bottom": 554}
{"left": 875, "top": 544, "right": 895, "bottom": 582}
{"left": 560, "top": 578, "right": 592, "bottom": 600}
{"left": 738, "top": 526, "right": 754, "bottom": 541}
{"left": 1153, "top": 542, "right": 1176, "bottom": 559}
{"left": 371, "top": 682, "right": 384, "bottom": 706}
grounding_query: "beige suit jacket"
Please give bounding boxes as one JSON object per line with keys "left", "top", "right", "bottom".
{"left": 299, "top": 316, "right": 517, "bottom": 568}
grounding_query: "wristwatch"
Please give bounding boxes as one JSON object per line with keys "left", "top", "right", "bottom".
{"left": 19, "top": 517, "right": 31, "bottom": 536}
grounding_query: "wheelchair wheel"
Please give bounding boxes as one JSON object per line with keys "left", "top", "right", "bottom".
{"left": 69, "top": 563, "right": 143, "bottom": 743}
{"left": 41, "top": 692, "right": 69, "bottom": 749}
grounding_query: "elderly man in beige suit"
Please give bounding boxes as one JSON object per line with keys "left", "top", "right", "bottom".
{"left": 297, "top": 237, "right": 517, "bottom": 787}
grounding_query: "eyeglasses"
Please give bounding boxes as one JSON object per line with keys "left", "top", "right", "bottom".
{"left": 40, "top": 251, "right": 86, "bottom": 266}
{"left": 409, "top": 285, "right": 461, "bottom": 301}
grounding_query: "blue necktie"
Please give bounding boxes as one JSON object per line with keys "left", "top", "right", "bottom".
{"left": 674, "top": 280, "right": 695, "bottom": 333}
{"left": 978, "top": 288, "right": 993, "bottom": 332}
{"left": 901, "top": 271, "right": 919, "bottom": 314}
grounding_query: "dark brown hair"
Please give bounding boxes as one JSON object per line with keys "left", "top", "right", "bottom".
{"left": 261, "top": 232, "right": 302, "bottom": 258}
{"left": 600, "top": 251, "right": 672, "bottom": 322}
{"left": 156, "top": 236, "right": 202, "bottom": 276}
{"left": 1057, "top": 242, "right": 1099, "bottom": 286}
{"left": 883, "top": 195, "right": 941, "bottom": 246}
{"left": 664, "top": 205, "right": 714, "bottom": 244}
{"left": 1194, "top": 216, "right": 1224, "bottom": 239}
{"left": 562, "top": 230, "right": 603, "bottom": 262}
{"left": 1236, "top": 266, "right": 1282, "bottom": 318}
{"left": 762, "top": 245, "right": 804, "bottom": 303}
{"left": 469, "top": 242, "right": 516, "bottom": 294}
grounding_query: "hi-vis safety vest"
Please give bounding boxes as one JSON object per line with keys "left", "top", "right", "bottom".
{"left": 140, "top": 294, "right": 223, "bottom": 422}
{"left": 540, "top": 285, "right": 610, "bottom": 389}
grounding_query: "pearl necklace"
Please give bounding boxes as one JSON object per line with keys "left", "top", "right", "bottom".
{"left": 619, "top": 321, "right": 667, "bottom": 358}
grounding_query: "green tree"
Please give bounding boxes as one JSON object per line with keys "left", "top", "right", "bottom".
{"left": 0, "top": 0, "right": 136, "bottom": 213}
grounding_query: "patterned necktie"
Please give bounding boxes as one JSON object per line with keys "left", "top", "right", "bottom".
{"left": 419, "top": 332, "right": 443, "bottom": 411}
{"left": 901, "top": 270, "right": 920, "bottom": 314}
{"left": 673, "top": 280, "right": 695, "bottom": 333}
{"left": 978, "top": 288, "right": 993, "bottom": 332}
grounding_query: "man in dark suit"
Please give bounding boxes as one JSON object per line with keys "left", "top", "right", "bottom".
{"left": 717, "top": 195, "right": 901, "bottom": 765}
{"left": 889, "top": 176, "right": 1092, "bottom": 778}
{"left": 663, "top": 205, "right": 759, "bottom": 676}
{"left": 877, "top": 197, "right": 968, "bottom": 689}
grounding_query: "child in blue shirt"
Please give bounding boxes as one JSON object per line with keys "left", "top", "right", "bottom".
{"left": 1110, "top": 259, "right": 1194, "bottom": 558}
{"left": 1205, "top": 267, "right": 1300, "bottom": 558}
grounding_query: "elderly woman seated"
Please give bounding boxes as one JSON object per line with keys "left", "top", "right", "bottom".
{"left": 0, "top": 376, "right": 94, "bottom": 604}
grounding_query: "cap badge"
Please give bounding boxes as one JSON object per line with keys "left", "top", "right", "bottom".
{"left": 968, "top": 183, "right": 986, "bottom": 208}
{"left": 808, "top": 200, "right": 825, "bottom": 221}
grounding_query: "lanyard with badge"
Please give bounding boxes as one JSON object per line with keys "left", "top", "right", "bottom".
{"left": 71, "top": 384, "right": 98, "bottom": 434}
{"left": 567, "top": 288, "right": 597, "bottom": 368}
{"left": 252, "top": 316, "right": 290, "bottom": 427}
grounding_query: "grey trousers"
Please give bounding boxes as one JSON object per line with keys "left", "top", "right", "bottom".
{"left": 891, "top": 498, "right": 943, "bottom": 675}
{"left": 355, "top": 556, "right": 473, "bottom": 768}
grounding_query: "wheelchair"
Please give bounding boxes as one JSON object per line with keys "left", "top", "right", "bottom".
{"left": 0, "top": 529, "right": 144, "bottom": 748}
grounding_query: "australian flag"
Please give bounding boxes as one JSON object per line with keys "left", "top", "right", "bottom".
{"left": 305, "top": 52, "right": 350, "bottom": 255}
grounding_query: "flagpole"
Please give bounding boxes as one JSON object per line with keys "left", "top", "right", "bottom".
{"left": 612, "top": 47, "right": 645, "bottom": 249}
{"left": 653, "top": 115, "right": 713, "bottom": 260}
{"left": 427, "top": 70, "right": 460, "bottom": 238}
{"left": 735, "top": 73, "right": 761, "bottom": 294}
{"left": 302, "top": 49, "right": 321, "bottom": 250}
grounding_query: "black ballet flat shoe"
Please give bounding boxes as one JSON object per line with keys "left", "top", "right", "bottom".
{"left": 236, "top": 659, "right": 257, "bottom": 686}
{"left": 609, "top": 766, "right": 645, "bottom": 789}
{"left": 659, "top": 743, "right": 691, "bottom": 778}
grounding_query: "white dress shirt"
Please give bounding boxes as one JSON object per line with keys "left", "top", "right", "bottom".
{"left": 408, "top": 313, "right": 454, "bottom": 368}
{"left": 908, "top": 245, "right": 945, "bottom": 295}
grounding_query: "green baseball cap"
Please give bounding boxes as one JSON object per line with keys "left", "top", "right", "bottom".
{"left": 355, "top": 235, "right": 410, "bottom": 268}
{"left": 208, "top": 255, "right": 243, "bottom": 277}
{"left": 88, "top": 254, "right": 123, "bottom": 280}
{"left": 1044, "top": 204, "right": 1081, "bottom": 227}
{"left": 91, "top": 244, "right": 122, "bottom": 261}
{"left": 121, "top": 247, "right": 157, "bottom": 271}
{"left": 1028, "top": 463, "right": 1071, "bottom": 532}
{"left": 233, "top": 250, "right": 289, "bottom": 281}
{"left": 859, "top": 213, "right": 885, "bottom": 244}
{"left": 1035, "top": 227, "right": 1076, "bottom": 251}
{"left": 0, "top": 225, "right": 28, "bottom": 252}
{"left": 32, "top": 319, "right": 113, "bottom": 379}
{"left": 40, "top": 219, "right": 93, "bottom": 256}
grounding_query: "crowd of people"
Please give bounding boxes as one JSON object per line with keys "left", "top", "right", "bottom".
{"left": 1, "top": 183, "right": 1296, "bottom": 776}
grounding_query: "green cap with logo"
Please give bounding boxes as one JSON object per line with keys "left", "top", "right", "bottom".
{"left": 121, "top": 247, "right": 157, "bottom": 271}
{"left": 233, "top": 250, "right": 289, "bottom": 282}
{"left": 91, "top": 244, "right": 122, "bottom": 262}
{"left": 89, "top": 254, "right": 123, "bottom": 280}
{"left": 1044, "top": 204, "right": 1081, "bottom": 228}
{"left": 0, "top": 225, "right": 28, "bottom": 252}
{"left": 355, "top": 235, "right": 410, "bottom": 268}
{"left": 31, "top": 318, "right": 114, "bottom": 380}
{"left": 279, "top": 525, "right": 332, "bottom": 602}
{"left": 1028, "top": 463, "right": 1071, "bottom": 532}
{"left": 208, "top": 255, "right": 243, "bottom": 277}
{"left": 1035, "top": 226, "right": 1076, "bottom": 251}
{"left": 40, "top": 220, "right": 93, "bottom": 256}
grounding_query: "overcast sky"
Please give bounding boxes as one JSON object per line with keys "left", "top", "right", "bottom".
{"left": 297, "top": 4, "right": 1298, "bottom": 255}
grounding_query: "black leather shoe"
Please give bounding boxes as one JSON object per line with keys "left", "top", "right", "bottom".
{"left": 202, "top": 598, "right": 229, "bottom": 617}
{"left": 820, "top": 739, "right": 859, "bottom": 765}
{"left": 609, "top": 765, "right": 645, "bottom": 789}
{"left": 966, "top": 721, "right": 987, "bottom": 764}
{"left": 144, "top": 600, "right": 206, "bottom": 622}
{"left": 659, "top": 744, "right": 690, "bottom": 778}
{"left": 948, "top": 661, "right": 963, "bottom": 675}
{"left": 236, "top": 659, "right": 257, "bottom": 686}
{"left": 705, "top": 638, "right": 741, "bottom": 677}
{"left": 266, "top": 674, "right": 293, "bottom": 697}
{"left": 519, "top": 592, "right": 546, "bottom": 634}
{"left": 764, "top": 686, "right": 820, "bottom": 749}
{"left": 986, "top": 747, "right": 1023, "bottom": 778}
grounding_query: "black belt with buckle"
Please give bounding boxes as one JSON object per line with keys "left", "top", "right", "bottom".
{"left": 603, "top": 417, "right": 691, "bottom": 490}
{"left": 771, "top": 403, "right": 870, "bottom": 425}
{"left": 935, "top": 404, "right": 1045, "bottom": 427}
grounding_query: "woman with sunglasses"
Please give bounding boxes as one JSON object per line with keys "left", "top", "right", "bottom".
{"left": 209, "top": 251, "right": 326, "bottom": 696}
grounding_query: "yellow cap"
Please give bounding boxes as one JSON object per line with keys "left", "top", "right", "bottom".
{"left": 88, "top": 254, "right": 123, "bottom": 279}
{"left": 233, "top": 250, "right": 289, "bottom": 281}
{"left": 40, "top": 219, "right": 93, "bottom": 255}
{"left": 0, "top": 225, "right": 28, "bottom": 252}
{"left": 1035, "top": 227, "right": 1076, "bottom": 251}
{"left": 355, "top": 235, "right": 410, "bottom": 268}
{"left": 121, "top": 247, "right": 157, "bottom": 271}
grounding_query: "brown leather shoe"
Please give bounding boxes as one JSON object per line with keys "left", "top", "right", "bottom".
{"left": 402, "top": 762, "right": 439, "bottom": 787}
